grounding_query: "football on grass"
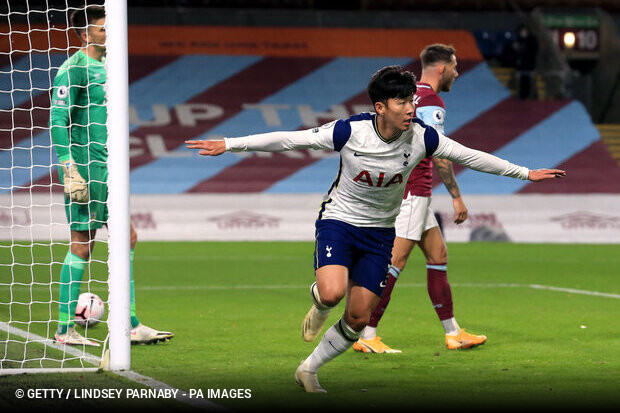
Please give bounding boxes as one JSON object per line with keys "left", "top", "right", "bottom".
{"left": 74, "top": 293, "right": 105, "bottom": 327}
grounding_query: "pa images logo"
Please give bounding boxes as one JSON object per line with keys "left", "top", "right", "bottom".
{"left": 550, "top": 211, "right": 620, "bottom": 230}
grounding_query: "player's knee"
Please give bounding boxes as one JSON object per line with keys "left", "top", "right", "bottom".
{"left": 318, "top": 289, "right": 344, "bottom": 308}
{"left": 391, "top": 254, "right": 408, "bottom": 271}
{"left": 426, "top": 254, "right": 448, "bottom": 264}
{"left": 391, "top": 246, "right": 412, "bottom": 271}
{"left": 343, "top": 312, "right": 370, "bottom": 332}
{"left": 427, "top": 249, "right": 448, "bottom": 265}
{"left": 70, "top": 243, "right": 90, "bottom": 260}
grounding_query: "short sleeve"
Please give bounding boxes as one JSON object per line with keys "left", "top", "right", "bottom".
{"left": 415, "top": 105, "right": 446, "bottom": 134}
{"left": 412, "top": 118, "right": 440, "bottom": 157}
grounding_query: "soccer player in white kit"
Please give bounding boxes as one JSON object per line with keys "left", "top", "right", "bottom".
{"left": 186, "top": 66, "right": 565, "bottom": 393}
{"left": 355, "top": 44, "right": 485, "bottom": 354}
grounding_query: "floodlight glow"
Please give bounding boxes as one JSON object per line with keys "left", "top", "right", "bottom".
{"left": 564, "top": 32, "right": 576, "bottom": 49}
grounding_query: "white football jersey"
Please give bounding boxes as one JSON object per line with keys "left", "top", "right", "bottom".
{"left": 225, "top": 113, "right": 529, "bottom": 227}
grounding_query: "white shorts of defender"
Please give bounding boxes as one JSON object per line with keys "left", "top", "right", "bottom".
{"left": 394, "top": 195, "right": 438, "bottom": 241}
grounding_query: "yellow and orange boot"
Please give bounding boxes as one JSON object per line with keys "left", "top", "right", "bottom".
{"left": 353, "top": 336, "right": 402, "bottom": 354}
{"left": 445, "top": 329, "right": 486, "bottom": 350}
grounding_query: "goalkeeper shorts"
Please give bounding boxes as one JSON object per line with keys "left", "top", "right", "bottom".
{"left": 62, "top": 164, "right": 108, "bottom": 231}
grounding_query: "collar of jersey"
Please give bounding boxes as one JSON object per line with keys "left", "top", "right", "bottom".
{"left": 79, "top": 50, "right": 105, "bottom": 65}
{"left": 373, "top": 113, "right": 403, "bottom": 144}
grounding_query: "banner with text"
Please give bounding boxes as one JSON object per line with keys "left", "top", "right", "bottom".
{"left": 3, "top": 194, "right": 619, "bottom": 243}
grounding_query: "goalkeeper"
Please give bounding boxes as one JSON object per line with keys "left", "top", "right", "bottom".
{"left": 50, "top": 5, "right": 173, "bottom": 346}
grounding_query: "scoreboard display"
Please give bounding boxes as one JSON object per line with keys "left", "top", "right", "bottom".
{"left": 550, "top": 27, "right": 599, "bottom": 52}
{"left": 543, "top": 14, "right": 600, "bottom": 56}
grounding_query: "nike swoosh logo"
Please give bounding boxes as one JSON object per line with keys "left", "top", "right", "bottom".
{"left": 379, "top": 281, "right": 387, "bottom": 288}
{"left": 353, "top": 152, "right": 363, "bottom": 157}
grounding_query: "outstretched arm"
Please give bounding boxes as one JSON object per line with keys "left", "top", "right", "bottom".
{"left": 433, "top": 133, "right": 565, "bottom": 182}
{"left": 186, "top": 127, "right": 338, "bottom": 157}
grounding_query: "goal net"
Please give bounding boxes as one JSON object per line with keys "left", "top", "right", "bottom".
{"left": 0, "top": 0, "right": 130, "bottom": 373}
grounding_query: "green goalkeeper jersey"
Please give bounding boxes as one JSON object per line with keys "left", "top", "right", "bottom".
{"left": 50, "top": 50, "right": 108, "bottom": 167}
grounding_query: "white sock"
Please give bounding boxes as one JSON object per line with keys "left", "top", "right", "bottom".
{"left": 441, "top": 317, "right": 461, "bottom": 336}
{"left": 303, "top": 318, "right": 360, "bottom": 373}
{"left": 361, "top": 326, "right": 377, "bottom": 340}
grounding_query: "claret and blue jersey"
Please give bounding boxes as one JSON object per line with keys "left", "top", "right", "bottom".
{"left": 407, "top": 82, "right": 447, "bottom": 198}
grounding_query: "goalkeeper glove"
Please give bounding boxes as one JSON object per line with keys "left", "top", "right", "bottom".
{"left": 61, "top": 159, "right": 89, "bottom": 203}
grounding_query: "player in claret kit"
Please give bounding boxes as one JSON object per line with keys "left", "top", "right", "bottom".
{"left": 354, "top": 44, "right": 485, "bottom": 354}
{"left": 50, "top": 5, "right": 173, "bottom": 346}
{"left": 186, "top": 65, "right": 565, "bottom": 393}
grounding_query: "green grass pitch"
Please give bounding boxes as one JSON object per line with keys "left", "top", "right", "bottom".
{"left": 1, "top": 241, "right": 619, "bottom": 411}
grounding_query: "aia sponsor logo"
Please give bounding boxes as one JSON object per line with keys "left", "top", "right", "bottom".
{"left": 208, "top": 210, "right": 281, "bottom": 230}
{"left": 353, "top": 171, "right": 403, "bottom": 187}
{"left": 550, "top": 211, "right": 620, "bottom": 230}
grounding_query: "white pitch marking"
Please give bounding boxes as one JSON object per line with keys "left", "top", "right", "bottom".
{"left": 4, "top": 282, "right": 620, "bottom": 300}
{"left": 527, "top": 284, "right": 620, "bottom": 299}
{"left": 134, "top": 283, "right": 620, "bottom": 301}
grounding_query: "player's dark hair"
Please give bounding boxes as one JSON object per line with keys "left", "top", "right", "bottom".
{"left": 70, "top": 5, "right": 105, "bottom": 37}
{"left": 367, "top": 65, "right": 416, "bottom": 105}
{"left": 420, "top": 44, "right": 456, "bottom": 68}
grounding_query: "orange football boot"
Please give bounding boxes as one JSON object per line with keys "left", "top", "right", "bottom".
{"left": 445, "top": 329, "right": 487, "bottom": 350}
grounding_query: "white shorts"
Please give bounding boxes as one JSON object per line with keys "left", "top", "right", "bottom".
{"left": 394, "top": 195, "right": 438, "bottom": 241}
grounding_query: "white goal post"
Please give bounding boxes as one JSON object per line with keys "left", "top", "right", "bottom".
{"left": 104, "top": 0, "right": 131, "bottom": 372}
{"left": 0, "top": 0, "right": 130, "bottom": 373}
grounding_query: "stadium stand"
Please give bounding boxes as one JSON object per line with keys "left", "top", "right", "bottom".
{"left": 2, "top": 25, "right": 617, "bottom": 196}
